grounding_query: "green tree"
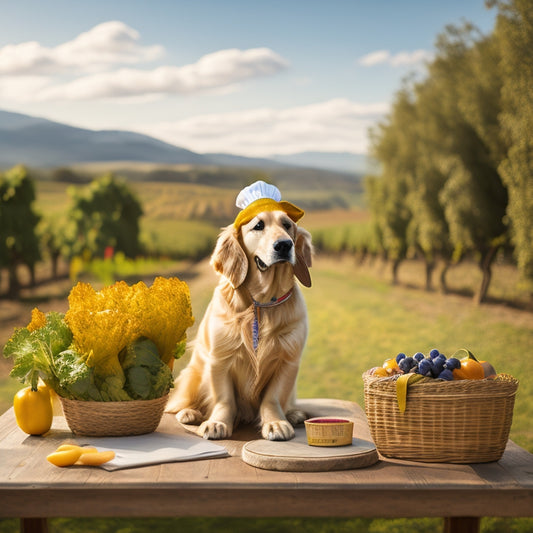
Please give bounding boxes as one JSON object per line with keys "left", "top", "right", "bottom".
{"left": 0, "top": 165, "right": 41, "bottom": 298}
{"left": 39, "top": 215, "right": 75, "bottom": 279}
{"left": 492, "top": 0, "right": 533, "bottom": 294}
{"left": 368, "top": 89, "right": 414, "bottom": 284}
{"left": 432, "top": 24, "right": 508, "bottom": 304}
{"left": 364, "top": 174, "right": 386, "bottom": 261}
{"left": 68, "top": 174, "right": 143, "bottom": 259}
{"left": 369, "top": 79, "right": 455, "bottom": 292}
{"left": 366, "top": 22, "right": 510, "bottom": 302}
{"left": 400, "top": 81, "right": 453, "bottom": 292}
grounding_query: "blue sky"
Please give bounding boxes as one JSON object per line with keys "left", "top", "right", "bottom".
{"left": 0, "top": 1, "right": 496, "bottom": 157}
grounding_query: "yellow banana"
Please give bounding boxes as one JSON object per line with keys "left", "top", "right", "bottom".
{"left": 396, "top": 373, "right": 425, "bottom": 413}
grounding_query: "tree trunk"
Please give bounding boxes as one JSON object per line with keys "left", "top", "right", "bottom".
{"left": 424, "top": 259, "right": 435, "bottom": 291}
{"left": 51, "top": 252, "right": 60, "bottom": 279}
{"left": 7, "top": 262, "right": 21, "bottom": 299}
{"left": 357, "top": 246, "right": 368, "bottom": 265}
{"left": 391, "top": 258, "right": 402, "bottom": 285}
{"left": 28, "top": 263, "right": 36, "bottom": 287}
{"left": 439, "top": 262, "right": 450, "bottom": 294}
{"left": 474, "top": 246, "right": 498, "bottom": 305}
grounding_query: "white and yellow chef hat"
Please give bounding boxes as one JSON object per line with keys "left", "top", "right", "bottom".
{"left": 233, "top": 181, "right": 304, "bottom": 231}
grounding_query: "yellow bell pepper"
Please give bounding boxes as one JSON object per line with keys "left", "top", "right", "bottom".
{"left": 13, "top": 385, "right": 53, "bottom": 436}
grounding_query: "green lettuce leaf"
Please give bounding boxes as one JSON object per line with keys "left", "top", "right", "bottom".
{"left": 98, "top": 374, "right": 131, "bottom": 401}
{"left": 53, "top": 349, "right": 102, "bottom": 401}
{"left": 173, "top": 340, "right": 187, "bottom": 360}
{"left": 125, "top": 366, "right": 152, "bottom": 399}
{"left": 121, "top": 337, "right": 173, "bottom": 400}
{"left": 3, "top": 312, "right": 72, "bottom": 389}
{"left": 150, "top": 363, "right": 173, "bottom": 399}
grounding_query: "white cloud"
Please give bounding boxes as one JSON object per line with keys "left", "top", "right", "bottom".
{"left": 37, "top": 47, "right": 289, "bottom": 100}
{"left": 0, "top": 75, "right": 51, "bottom": 101}
{"left": 358, "top": 49, "right": 433, "bottom": 67}
{"left": 358, "top": 50, "right": 390, "bottom": 67}
{"left": 133, "top": 98, "right": 389, "bottom": 156}
{"left": 0, "top": 21, "right": 163, "bottom": 75}
{"left": 0, "top": 29, "right": 289, "bottom": 102}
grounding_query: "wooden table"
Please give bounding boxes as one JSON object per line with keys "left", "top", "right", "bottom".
{"left": 1, "top": 399, "right": 532, "bottom": 533}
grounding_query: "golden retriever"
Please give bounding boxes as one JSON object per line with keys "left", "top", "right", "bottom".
{"left": 166, "top": 209, "right": 312, "bottom": 441}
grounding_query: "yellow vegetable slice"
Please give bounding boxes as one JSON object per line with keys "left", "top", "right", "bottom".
{"left": 77, "top": 450, "right": 115, "bottom": 466}
{"left": 396, "top": 374, "right": 425, "bottom": 413}
{"left": 56, "top": 444, "right": 98, "bottom": 454}
{"left": 47, "top": 448, "right": 83, "bottom": 467}
{"left": 79, "top": 447, "right": 98, "bottom": 455}
{"left": 55, "top": 444, "right": 79, "bottom": 452}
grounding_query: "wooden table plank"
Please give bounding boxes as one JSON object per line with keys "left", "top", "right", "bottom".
{"left": 1, "top": 398, "right": 532, "bottom": 521}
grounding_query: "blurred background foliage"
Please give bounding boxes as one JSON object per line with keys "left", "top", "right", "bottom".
{"left": 366, "top": 0, "right": 533, "bottom": 302}
{"left": 1, "top": 1, "right": 532, "bottom": 303}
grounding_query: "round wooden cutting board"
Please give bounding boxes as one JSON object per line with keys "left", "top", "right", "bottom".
{"left": 242, "top": 427, "right": 378, "bottom": 472}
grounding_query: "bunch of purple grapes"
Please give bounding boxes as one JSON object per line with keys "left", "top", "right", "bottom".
{"left": 396, "top": 349, "right": 460, "bottom": 380}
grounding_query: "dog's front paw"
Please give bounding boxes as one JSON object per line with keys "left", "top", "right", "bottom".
{"left": 286, "top": 408, "right": 307, "bottom": 427}
{"left": 199, "top": 420, "right": 232, "bottom": 440}
{"left": 262, "top": 420, "right": 295, "bottom": 441}
{"left": 176, "top": 408, "right": 203, "bottom": 425}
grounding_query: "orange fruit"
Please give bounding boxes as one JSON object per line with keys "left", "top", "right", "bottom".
{"left": 383, "top": 359, "right": 399, "bottom": 375}
{"left": 453, "top": 358, "right": 484, "bottom": 380}
{"left": 372, "top": 367, "right": 389, "bottom": 377}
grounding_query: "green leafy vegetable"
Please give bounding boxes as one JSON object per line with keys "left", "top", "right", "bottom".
{"left": 174, "top": 340, "right": 187, "bottom": 361}
{"left": 120, "top": 337, "right": 173, "bottom": 400}
{"left": 4, "top": 311, "right": 173, "bottom": 402}
{"left": 126, "top": 367, "right": 152, "bottom": 400}
{"left": 3, "top": 311, "right": 72, "bottom": 389}
{"left": 99, "top": 375, "right": 132, "bottom": 401}
{"left": 53, "top": 349, "right": 102, "bottom": 401}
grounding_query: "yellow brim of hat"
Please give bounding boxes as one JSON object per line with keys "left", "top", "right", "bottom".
{"left": 234, "top": 198, "right": 304, "bottom": 231}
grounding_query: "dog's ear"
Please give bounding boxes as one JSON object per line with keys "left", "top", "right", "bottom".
{"left": 210, "top": 225, "right": 248, "bottom": 289}
{"left": 294, "top": 226, "right": 313, "bottom": 288}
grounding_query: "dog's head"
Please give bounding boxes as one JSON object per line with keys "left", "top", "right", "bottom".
{"left": 211, "top": 209, "right": 313, "bottom": 290}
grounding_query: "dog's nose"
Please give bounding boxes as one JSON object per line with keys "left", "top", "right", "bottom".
{"left": 274, "top": 239, "right": 293, "bottom": 256}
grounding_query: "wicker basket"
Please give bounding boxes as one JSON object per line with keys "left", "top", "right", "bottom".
{"left": 60, "top": 394, "right": 169, "bottom": 437}
{"left": 362, "top": 371, "right": 518, "bottom": 463}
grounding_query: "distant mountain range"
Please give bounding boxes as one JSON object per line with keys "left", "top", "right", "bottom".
{"left": 0, "top": 109, "right": 367, "bottom": 175}
{"left": 270, "top": 151, "right": 369, "bottom": 175}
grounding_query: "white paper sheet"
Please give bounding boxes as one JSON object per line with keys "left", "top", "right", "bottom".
{"left": 78, "top": 431, "right": 229, "bottom": 471}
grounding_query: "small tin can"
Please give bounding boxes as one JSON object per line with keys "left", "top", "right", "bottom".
{"left": 304, "top": 417, "right": 354, "bottom": 447}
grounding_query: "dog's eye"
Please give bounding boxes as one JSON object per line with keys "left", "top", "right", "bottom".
{"left": 282, "top": 221, "right": 292, "bottom": 231}
{"left": 253, "top": 220, "right": 264, "bottom": 231}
